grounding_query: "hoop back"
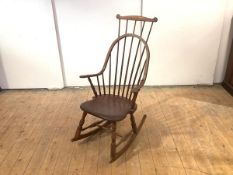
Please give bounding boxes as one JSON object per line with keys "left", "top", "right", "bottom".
{"left": 86, "top": 14, "right": 158, "bottom": 102}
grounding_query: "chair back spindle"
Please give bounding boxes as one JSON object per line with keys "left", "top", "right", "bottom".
{"left": 89, "top": 14, "right": 158, "bottom": 103}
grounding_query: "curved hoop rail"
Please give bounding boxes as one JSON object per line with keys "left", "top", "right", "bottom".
{"left": 81, "top": 33, "right": 150, "bottom": 105}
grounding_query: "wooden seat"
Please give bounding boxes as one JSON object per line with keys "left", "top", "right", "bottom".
{"left": 81, "top": 95, "right": 135, "bottom": 121}
{"left": 71, "top": 14, "right": 158, "bottom": 162}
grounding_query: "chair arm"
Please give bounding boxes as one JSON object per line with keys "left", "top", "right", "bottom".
{"left": 79, "top": 72, "right": 102, "bottom": 78}
{"left": 80, "top": 72, "right": 101, "bottom": 97}
{"left": 131, "top": 85, "right": 141, "bottom": 93}
{"left": 131, "top": 79, "right": 146, "bottom": 93}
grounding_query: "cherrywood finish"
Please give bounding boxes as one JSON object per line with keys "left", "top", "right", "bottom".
{"left": 116, "top": 14, "right": 158, "bottom": 22}
{"left": 71, "top": 14, "right": 158, "bottom": 162}
{"left": 223, "top": 39, "right": 233, "bottom": 96}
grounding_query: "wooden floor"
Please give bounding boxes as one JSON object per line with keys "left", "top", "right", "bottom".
{"left": 0, "top": 85, "right": 233, "bottom": 175}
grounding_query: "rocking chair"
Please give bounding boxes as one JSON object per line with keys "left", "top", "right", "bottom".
{"left": 72, "top": 14, "right": 158, "bottom": 162}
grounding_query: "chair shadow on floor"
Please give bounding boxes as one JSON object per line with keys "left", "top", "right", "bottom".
{"left": 75, "top": 102, "right": 188, "bottom": 165}
{"left": 75, "top": 116, "right": 164, "bottom": 164}
{"left": 73, "top": 86, "right": 233, "bottom": 166}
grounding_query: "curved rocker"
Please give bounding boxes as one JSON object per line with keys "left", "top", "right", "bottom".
{"left": 71, "top": 112, "right": 111, "bottom": 142}
{"left": 110, "top": 114, "right": 147, "bottom": 163}
{"left": 71, "top": 111, "right": 147, "bottom": 162}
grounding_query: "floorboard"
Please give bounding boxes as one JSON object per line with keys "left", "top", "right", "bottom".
{"left": 0, "top": 86, "right": 232, "bottom": 175}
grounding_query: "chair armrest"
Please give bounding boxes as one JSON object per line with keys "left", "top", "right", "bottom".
{"left": 80, "top": 72, "right": 102, "bottom": 97}
{"left": 131, "top": 85, "right": 141, "bottom": 93}
{"left": 80, "top": 72, "right": 102, "bottom": 78}
{"left": 131, "top": 79, "right": 146, "bottom": 93}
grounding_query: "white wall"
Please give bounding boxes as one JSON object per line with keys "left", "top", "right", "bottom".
{"left": 0, "top": 0, "right": 64, "bottom": 89}
{"left": 55, "top": 0, "right": 228, "bottom": 86}
{"left": 144, "top": 0, "right": 226, "bottom": 85}
{"left": 0, "top": 0, "right": 230, "bottom": 88}
{"left": 214, "top": 0, "right": 233, "bottom": 83}
{"left": 54, "top": 0, "right": 141, "bottom": 86}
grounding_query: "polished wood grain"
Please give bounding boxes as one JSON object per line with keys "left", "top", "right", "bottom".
{"left": 0, "top": 86, "right": 233, "bottom": 174}
{"left": 74, "top": 14, "right": 158, "bottom": 162}
{"left": 116, "top": 14, "right": 158, "bottom": 22}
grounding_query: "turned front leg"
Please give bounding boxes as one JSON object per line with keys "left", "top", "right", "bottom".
{"left": 71, "top": 111, "right": 87, "bottom": 141}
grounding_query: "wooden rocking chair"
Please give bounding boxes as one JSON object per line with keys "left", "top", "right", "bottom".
{"left": 72, "top": 14, "right": 158, "bottom": 162}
